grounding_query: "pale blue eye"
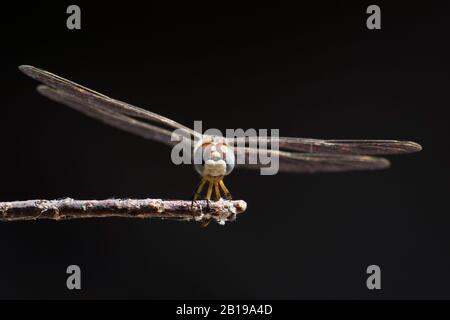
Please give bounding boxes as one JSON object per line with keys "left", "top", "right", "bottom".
{"left": 223, "top": 148, "right": 235, "bottom": 175}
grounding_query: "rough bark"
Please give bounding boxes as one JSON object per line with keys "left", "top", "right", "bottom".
{"left": 0, "top": 198, "right": 247, "bottom": 225}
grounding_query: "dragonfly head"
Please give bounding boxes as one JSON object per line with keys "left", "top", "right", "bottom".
{"left": 194, "top": 137, "right": 235, "bottom": 178}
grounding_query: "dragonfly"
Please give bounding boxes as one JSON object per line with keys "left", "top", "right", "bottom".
{"left": 19, "top": 65, "right": 422, "bottom": 203}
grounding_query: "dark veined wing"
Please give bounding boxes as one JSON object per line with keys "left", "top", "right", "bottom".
{"left": 18, "top": 65, "right": 200, "bottom": 145}
{"left": 20, "top": 65, "right": 421, "bottom": 174}
{"left": 229, "top": 136, "right": 422, "bottom": 155}
{"left": 234, "top": 148, "right": 391, "bottom": 173}
{"left": 36, "top": 85, "right": 193, "bottom": 147}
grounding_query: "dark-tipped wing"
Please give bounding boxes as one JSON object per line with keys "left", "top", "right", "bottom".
{"left": 229, "top": 136, "right": 422, "bottom": 155}
{"left": 19, "top": 65, "right": 200, "bottom": 145}
{"left": 235, "top": 148, "right": 391, "bottom": 173}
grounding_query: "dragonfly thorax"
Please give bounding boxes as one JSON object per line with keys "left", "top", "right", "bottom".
{"left": 193, "top": 139, "right": 235, "bottom": 177}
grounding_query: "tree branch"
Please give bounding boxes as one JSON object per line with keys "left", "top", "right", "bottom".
{"left": 0, "top": 198, "right": 247, "bottom": 225}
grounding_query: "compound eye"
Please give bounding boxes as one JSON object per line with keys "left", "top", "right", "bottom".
{"left": 193, "top": 144, "right": 207, "bottom": 176}
{"left": 193, "top": 142, "right": 235, "bottom": 176}
{"left": 221, "top": 144, "right": 235, "bottom": 175}
{"left": 219, "top": 144, "right": 229, "bottom": 154}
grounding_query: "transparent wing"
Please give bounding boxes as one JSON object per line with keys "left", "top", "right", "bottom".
{"left": 20, "top": 65, "right": 420, "bottom": 174}
{"left": 234, "top": 148, "right": 391, "bottom": 173}
{"left": 19, "top": 65, "right": 200, "bottom": 145}
{"left": 229, "top": 136, "right": 422, "bottom": 155}
{"left": 36, "top": 85, "right": 191, "bottom": 147}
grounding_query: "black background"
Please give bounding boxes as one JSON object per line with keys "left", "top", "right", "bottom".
{"left": 0, "top": 1, "right": 448, "bottom": 299}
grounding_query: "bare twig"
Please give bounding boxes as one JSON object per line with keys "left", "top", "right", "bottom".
{"left": 0, "top": 198, "right": 247, "bottom": 225}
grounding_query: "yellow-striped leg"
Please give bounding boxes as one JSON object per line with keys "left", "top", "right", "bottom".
{"left": 219, "top": 179, "right": 233, "bottom": 200}
{"left": 191, "top": 177, "right": 208, "bottom": 210}
{"left": 193, "top": 176, "right": 208, "bottom": 201}
{"left": 214, "top": 181, "right": 221, "bottom": 200}
{"left": 205, "top": 179, "right": 213, "bottom": 201}
{"left": 202, "top": 179, "right": 215, "bottom": 213}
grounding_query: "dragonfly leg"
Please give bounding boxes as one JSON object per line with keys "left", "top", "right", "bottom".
{"left": 191, "top": 176, "right": 218, "bottom": 215}
{"left": 219, "top": 179, "right": 233, "bottom": 200}
{"left": 205, "top": 179, "right": 213, "bottom": 201}
{"left": 201, "top": 220, "right": 213, "bottom": 228}
{"left": 193, "top": 177, "right": 207, "bottom": 200}
{"left": 195, "top": 177, "right": 220, "bottom": 226}
{"left": 191, "top": 177, "right": 208, "bottom": 210}
{"left": 214, "top": 180, "right": 221, "bottom": 200}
